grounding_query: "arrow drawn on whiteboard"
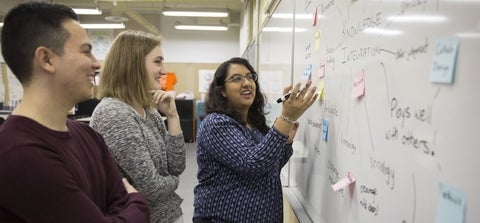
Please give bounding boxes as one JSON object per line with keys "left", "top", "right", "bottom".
{"left": 335, "top": 4, "right": 342, "bottom": 17}
{"left": 363, "top": 99, "right": 376, "bottom": 152}
{"left": 411, "top": 173, "right": 417, "bottom": 223}
{"left": 334, "top": 41, "right": 343, "bottom": 52}
{"left": 381, "top": 62, "right": 391, "bottom": 104}
{"left": 327, "top": 41, "right": 344, "bottom": 54}
{"left": 432, "top": 130, "right": 443, "bottom": 172}
{"left": 380, "top": 48, "right": 396, "bottom": 56}
{"left": 434, "top": 87, "right": 440, "bottom": 99}
{"left": 401, "top": 174, "right": 417, "bottom": 223}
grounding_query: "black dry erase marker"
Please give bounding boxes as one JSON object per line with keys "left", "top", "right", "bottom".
{"left": 276, "top": 92, "right": 292, "bottom": 103}
{"left": 276, "top": 86, "right": 305, "bottom": 103}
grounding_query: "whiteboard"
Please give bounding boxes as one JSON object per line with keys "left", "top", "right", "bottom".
{"left": 257, "top": 0, "right": 480, "bottom": 222}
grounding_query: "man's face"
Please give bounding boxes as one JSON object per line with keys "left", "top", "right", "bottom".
{"left": 54, "top": 19, "right": 101, "bottom": 103}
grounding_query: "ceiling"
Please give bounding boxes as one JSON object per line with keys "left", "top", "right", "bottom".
{"left": 0, "top": 0, "right": 244, "bottom": 35}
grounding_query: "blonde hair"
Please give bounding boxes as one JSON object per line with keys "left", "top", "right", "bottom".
{"left": 98, "top": 30, "right": 162, "bottom": 108}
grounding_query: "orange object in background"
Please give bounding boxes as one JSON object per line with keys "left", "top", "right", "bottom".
{"left": 160, "top": 72, "right": 177, "bottom": 91}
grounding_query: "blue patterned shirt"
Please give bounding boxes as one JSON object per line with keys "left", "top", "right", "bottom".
{"left": 193, "top": 113, "right": 293, "bottom": 223}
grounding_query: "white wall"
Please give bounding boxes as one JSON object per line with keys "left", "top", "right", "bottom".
{"left": 160, "top": 16, "right": 240, "bottom": 63}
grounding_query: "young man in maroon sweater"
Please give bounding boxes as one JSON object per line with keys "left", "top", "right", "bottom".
{"left": 0, "top": 1, "right": 150, "bottom": 222}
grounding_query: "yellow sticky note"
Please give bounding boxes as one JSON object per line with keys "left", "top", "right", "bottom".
{"left": 317, "top": 80, "right": 325, "bottom": 100}
{"left": 315, "top": 30, "right": 321, "bottom": 50}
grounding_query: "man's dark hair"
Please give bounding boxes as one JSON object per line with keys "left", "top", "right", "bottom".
{"left": 1, "top": 1, "right": 78, "bottom": 84}
{"left": 205, "top": 57, "right": 269, "bottom": 134}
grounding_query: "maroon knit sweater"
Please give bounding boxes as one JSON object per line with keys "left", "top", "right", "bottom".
{"left": 0, "top": 115, "right": 150, "bottom": 223}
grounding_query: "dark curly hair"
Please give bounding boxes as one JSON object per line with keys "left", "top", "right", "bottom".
{"left": 204, "top": 57, "right": 269, "bottom": 134}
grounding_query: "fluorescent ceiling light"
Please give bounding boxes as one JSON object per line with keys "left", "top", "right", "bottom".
{"left": 456, "top": 32, "right": 480, "bottom": 38}
{"left": 387, "top": 15, "right": 447, "bottom": 23}
{"left": 163, "top": 10, "right": 228, "bottom": 17}
{"left": 73, "top": 8, "right": 102, "bottom": 15}
{"left": 81, "top": 23, "right": 125, "bottom": 29}
{"left": 2, "top": 22, "right": 123, "bottom": 30}
{"left": 175, "top": 24, "right": 228, "bottom": 31}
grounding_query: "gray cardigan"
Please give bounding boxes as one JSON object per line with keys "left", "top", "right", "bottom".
{"left": 90, "top": 97, "right": 186, "bottom": 223}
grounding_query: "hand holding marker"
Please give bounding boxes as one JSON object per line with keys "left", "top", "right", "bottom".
{"left": 276, "top": 85, "right": 306, "bottom": 103}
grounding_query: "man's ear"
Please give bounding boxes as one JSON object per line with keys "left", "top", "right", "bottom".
{"left": 34, "top": 46, "right": 55, "bottom": 73}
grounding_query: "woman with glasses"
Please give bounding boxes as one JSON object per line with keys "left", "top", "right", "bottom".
{"left": 193, "top": 57, "right": 318, "bottom": 222}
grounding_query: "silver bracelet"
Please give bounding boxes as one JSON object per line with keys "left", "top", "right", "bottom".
{"left": 279, "top": 114, "right": 297, "bottom": 125}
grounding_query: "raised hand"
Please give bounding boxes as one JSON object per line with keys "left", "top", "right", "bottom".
{"left": 281, "top": 80, "right": 318, "bottom": 121}
{"left": 149, "top": 90, "right": 178, "bottom": 117}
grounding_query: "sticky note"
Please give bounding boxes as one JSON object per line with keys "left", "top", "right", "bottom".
{"left": 318, "top": 59, "right": 326, "bottom": 78}
{"left": 435, "top": 183, "right": 466, "bottom": 223}
{"left": 317, "top": 80, "right": 325, "bottom": 101}
{"left": 315, "top": 30, "right": 321, "bottom": 50}
{"left": 303, "top": 64, "right": 312, "bottom": 80}
{"left": 351, "top": 69, "right": 365, "bottom": 99}
{"left": 322, "top": 119, "right": 329, "bottom": 141}
{"left": 430, "top": 36, "right": 459, "bottom": 84}
{"left": 332, "top": 172, "right": 356, "bottom": 191}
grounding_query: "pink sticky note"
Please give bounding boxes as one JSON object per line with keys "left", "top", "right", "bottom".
{"left": 318, "top": 59, "right": 325, "bottom": 78}
{"left": 331, "top": 172, "right": 356, "bottom": 191}
{"left": 351, "top": 69, "right": 365, "bottom": 99}
{"left": 312, "top": 6, "right": 318, "bottom": 26}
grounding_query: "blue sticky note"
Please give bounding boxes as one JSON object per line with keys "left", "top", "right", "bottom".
{"left": 435, "top": 183, "right": 466, "bottom": 223}
{"left": 322, "top": 119, "right": 329, "bottom": 141}
{"left": 430, "top": 36, "right": 459, "bottom": 84}
{"left": 303, "top": 64, "right": 312, "bottom": 80}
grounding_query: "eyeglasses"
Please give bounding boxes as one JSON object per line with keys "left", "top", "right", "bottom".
{"left": 224, "top": 72, "right": 258, "bottom": 84}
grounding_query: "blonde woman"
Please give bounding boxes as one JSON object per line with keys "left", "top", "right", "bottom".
{"left": 90, "top": 30, "right": 186, "bottom": 223}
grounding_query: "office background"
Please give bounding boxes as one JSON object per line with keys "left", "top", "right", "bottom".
{"left": 3, "top": 0, "right": 480, "bottom": 223}
{"left": 0, "top": 1, "right": 300, "bottom": 222}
